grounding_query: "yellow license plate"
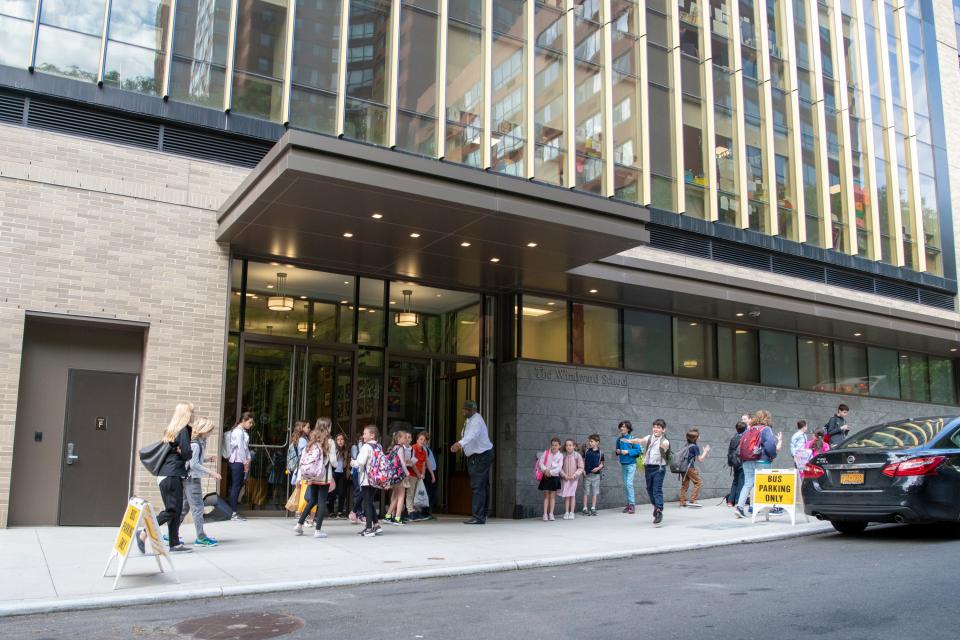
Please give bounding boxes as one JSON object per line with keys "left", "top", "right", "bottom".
{"left": 840, "top": 472, "right": 864, "bottom": 485}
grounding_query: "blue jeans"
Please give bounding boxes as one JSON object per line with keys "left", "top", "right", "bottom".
{"left": 737, "top": 460, "right": 771, "bottom": 509}
{"left": 644, "top": 465, "right": 666, "bottom": 510}
{"left": 620, "top": 463, "right": 637, "bottom": 505}
{"left": 227, "top": 462, "right": 245, "bottom": 513}
{"left": 727, "top": 466, "right": 744, "bottom": 505}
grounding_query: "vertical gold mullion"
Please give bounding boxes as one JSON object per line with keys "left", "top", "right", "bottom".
{"left": 730, "top": 0, "right": 748, "bottom": 228}
{"left": 335, "top": 0, "right": 350, "bottom": 135}
{"left": 563, "top": 0, "right": 576, "bottom": 189}
{"left": 600, "top": 0, "right": 615, "bottom": 197}
{"left": 852, "top": 0, "right": 881, "bottom": 260}
{"left": 638, "top": 8, "right": 650, "bottom": 205}
{"left": 96, "top": 0, "right": 112, "bottom": 86}
{"left": 281, "top": 0, "right": 297, "bottom": 125}
{"left": 224, "top": 0, "right": 239, "bottom": 112}
{"left": 893, "top": 2, "right": 926, "bottom": 271}
{"left": 830, "top": 2, "right": 857, "bottom": 255}
{"left": 28, "top": 0, "right": 41, "bottom": 71}
{"left": 757, "top": 0, "right": 778, "bottom": 236}
{"left": 782, "top": 0, "right": 805, "bottom": 242}
{"left": 161, "top": 0, "right": 178, "bottom": 99}
{"left": 702, "top": 1, "right": 717, "bottom": 221}
{"left": 806, "top": 0, "right": 832, "bottom": 248}
{"left": 386, "top": 0, "right": 402, "bottom": 147}
{"left": 523, "top": 0, "right": 535, "bottom": 177}
{"left": 481, "top": 0, "right": 493, "bottom": 168}
{"left": 437, "top": 0, "right": 448, "bottom": 159}
{"left": 874, "top": 0, "right": 904, "bottom": 265}
{"left": 668, "top": 1, "right": 684, "bottom": 213}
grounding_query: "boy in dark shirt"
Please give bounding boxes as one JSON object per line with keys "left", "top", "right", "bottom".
{"left": 581, "top": 434, "right": 605, "bottom": 516}
{"left": 825, "top": 404, "right": 850, "bottom": 445}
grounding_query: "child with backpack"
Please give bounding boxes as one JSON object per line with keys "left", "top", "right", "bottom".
{"left": 181, "top": 416, "right": 222, "bottom": 547}
{"left": 536, "top": 438, "right": 563, "bottom": 521}
{"left": 293, "top": 418, "right": 337, "bottom": 539}
{"left": 558, "top": 439, "right": 585, "bottom": 519}
{"left": 735, "top": 410, "right": 782, "bottom": 519}
{"left": 350, "top": 425, "right": 383, "bottom": 537}
{"left": 349, "top": 432, "right": 364, "bottom": 524}
{"left": 634, "top": 419, "right": 671, "bottom": 525}
{"left": 677, "top": 429, "right": 710, "bottom": 508}
{"left": 384, "top": 430, "right": 411, "bottom": 525}
{"left": 581, "top": 435, "right": 604, "bottom": 516}
{"left": 726, "top": 421, "right": 747, "bottom": 506}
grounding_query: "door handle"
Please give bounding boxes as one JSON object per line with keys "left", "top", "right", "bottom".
{"left": 66, "top": 442, "right": 79, "bottom": 465}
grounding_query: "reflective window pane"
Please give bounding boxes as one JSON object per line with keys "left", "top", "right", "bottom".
{"left": 834, "top": 342, "right": 869, "bottom": 395}
{"left": 899, "top": 353, "right": 929, "bottom": 402}
{"left": 289, "top": 0, "right": 342, "bottom": 134}
{"left": 231, "top": 0, "right": 289, "bottom": 121}
{"left": 867, "top": 346, "right": 900, "bottom": 399}
{"left": 521, "top": 295, "right": 567, "bottom": 362}
{"left": 343, "top": 0, "right": 390, "bottom": 144}
{"left": 492, "top": 2, "right": 526, "bottom": 176}
{"left": 35, "top": 1, "right": 106, "bottom": 83}
{"left": 0, "top": 2, "right": 37, "bottom": 68}
{"left": 929, "top": 358, "right": 956, "bottom": 405}
{"left": 169, "top": 0, "right": 231, "bottom": 108}
{"left": 387, "top": 282, "right": 480, "bottom": 355}
{"left": 717, "top": 326, "right": 758, "bottom": 383}
{"left": 673, "top": 318, "right": 715, "bottom": 379}
{"left": 623, "top": 310, "right": 671, "bottom": 373}
{"left": 572, "top": 303, "right": 619, "bottom": 368}
{"left": 358, "top": 278, "right": 384, "bottom": 346}
{"left": 105, "top": 0, "right": 173, "bottom": 98}
{"left": 759, "top": 330, "right": 798, "bottom": 388}
{"left": 446, "top": 15, "right": 484, "bottom": 166}
{"left": 397, "top": 5, "right": 439, "bottom": 154}
{"left": 534, "top": 2, "right": 566, "bottom": 184}
{"left": 799, "top": 337, "right": 833, "bottom": 391}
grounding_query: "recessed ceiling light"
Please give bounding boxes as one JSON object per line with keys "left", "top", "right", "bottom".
{"left": 527, "top": 242, "right": 538, "bottom": 248}
{"left": 266, "top": 284, "right": 274, "bottom": 289}
{"left": 270, "top": 261, "right": 279, "bottom": 266}
{"left": 689, "top": 322, "right": 698, "bottom": 327}
{"left": 547, "top": 302, "right": 556, "bottom": 306}
{"left": 234, "top": 291, "right": 241, "bottom": 296}
{"left": 368, "top": 309, "right": 376, "bottom": 313}
{"left": 410, "top": 232, "right": 421, "bottom": 238}
{"left": 358, "top": 307, "right": 367, "bottom": 311}
{"left": 735, "top": 312, "right": 744, "bottom": 317}
{"left": 490, "top": 257, "right": 500, "bottom": 263}
{"left": 371, "top": 213, "right": 383, "bottom": 219}
{"left": 460, "top": 241, "right": 471, "bottom": 247}
{"left": 589, "top": 289, "right": 598, "bottom": 294}
{"left": 299, "top": 295, "right": 307, "bottom": 300}
{"left": 389, "top": 300, "right": 397, "bottom": 305}
{"left": 344, "top": 281, "right": 350, "bottom": 285}
{"left": 284, "top": 264, "right": 294, "bottom": 268}
{"left": 952, "top": 348, "right": 958, "bottom": 352}
{"left": 343, "top": 232, "right": 353, "bottom": 238}
{"left": 853, "top": 332, "right": 862, "bottom": 337}
{"left": 340, "top": 299, "right": 349, "bottom": 304}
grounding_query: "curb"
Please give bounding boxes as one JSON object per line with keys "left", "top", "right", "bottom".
{"left": 0, "top": 523, "right": 832, "bottom": 618}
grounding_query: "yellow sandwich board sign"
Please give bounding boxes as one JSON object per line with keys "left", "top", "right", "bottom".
{"left": 752, "top": 468, "right": 800, "bottom": 525}
{"left": 103, "top": 497, "right": 177, "bottom": 590}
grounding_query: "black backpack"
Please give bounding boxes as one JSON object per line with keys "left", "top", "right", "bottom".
{"left": 727, "top": 433, "right": 743, "bottom": 468}
{"left": 669, "top": 444, "right": 695, "bottom": 475}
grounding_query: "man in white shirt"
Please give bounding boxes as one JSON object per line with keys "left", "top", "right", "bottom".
{"left": 450, "top": 400, "right": 494, "bottom": 524}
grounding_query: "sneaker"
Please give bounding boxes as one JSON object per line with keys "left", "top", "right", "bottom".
{"left": 589, "top": 509, "right": 598, "bottom": 516}
{"left": 169, "top": 544, "right": 193, "bottom": 553}
{"left": 348, "top": 511, "right": 358, "bottom": 524}
{"left": 748, "top": 506, "right": 754, "bottom": 514}
{"left": 383, "top": 514, "right": 394, "bottom": 524}
{"left": 627, "top": 505, "right": 636, "bottom": 514}
{"left": 373, "top": 525, "right": 384, "bottom": 536}
{"left": 194, "top": 536, "right": 218, "bottom": 547}
{"left": 687, "top": 501, "right": 703, "bottom": 509}
{"left": 562, "top": 512, "right": 569, "bottom": 520}
{"left": 653, "top": 508, "right": 663, "bottom": 525}
{"left": 543, "top": 513, "right": 549, "bottom": 521}
{"left": 136, "top": 529, "right": 146, "bottom": 554}
{"left": 230, "top": 512, "right": 246, "bottom": 522}
{"left": 293, "top": 523, "right": 304, "bottom": 535}
{"left": 771, "top": 507, "right": 786, "bottom": 515}
{"left": 581, "top": 507, "right": 589, "bottom": 515}
{"left": 393, "top": 518, "right": 406, "bottom": 526}
{"left": 679, "top": 503, "right": 687, "bottom": 508}
{"left": 622, "top": 505, "right": 630, "bottom": 513}
{"left": 735, "top": 506, "right": 746, "bottom": 518}
{"left": 314, "top": 530, "right": 328, "bottom": 538}
{"left": 570, "top": 512, "right": 575, "bottom": 520}
{"left": 360, "top": 528, "right": 376, "bottom": 537}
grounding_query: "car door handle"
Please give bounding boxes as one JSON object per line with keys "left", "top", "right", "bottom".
{"left": 66, "top": 442, "right": 79, "bottom": 465}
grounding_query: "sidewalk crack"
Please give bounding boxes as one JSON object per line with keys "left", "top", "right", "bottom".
{"left": 36, "top": 530, "right": 59, "bottom": 598}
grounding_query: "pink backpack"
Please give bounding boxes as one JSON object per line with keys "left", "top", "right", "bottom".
{"left": 298, "top": 443, "right": 327, "bottom": 482}
{"left": 534, "top": 450, "right": 548, "bottom": 481}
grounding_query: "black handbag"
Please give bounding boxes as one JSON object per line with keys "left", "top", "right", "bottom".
{"left": 139, "top": 440, "right": 170, "bottom": 476}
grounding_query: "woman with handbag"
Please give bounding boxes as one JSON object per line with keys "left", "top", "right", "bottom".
{"left": 138, "top": 402, "right": 194, "bottom": 553}
{"left": 293, "top": 417, "right": 337, "bottom": 539}
{"left": 536, "top": 438, "right": 563, "bottom": 521}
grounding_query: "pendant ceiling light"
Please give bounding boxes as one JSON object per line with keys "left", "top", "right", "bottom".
{"left": 297, "top": 302, "right": 314, "bottom": 333}
{"left": 394, "top": 289, "right": 419, "bottom": 327}
{"left": 267, "top": 272, "right": 294, "bottom": 311}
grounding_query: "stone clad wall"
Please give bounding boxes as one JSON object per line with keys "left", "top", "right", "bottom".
{"left": 496, "top": 361, "right": 957, "bottom": 518}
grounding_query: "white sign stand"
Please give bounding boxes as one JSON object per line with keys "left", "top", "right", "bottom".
{"left": 751, "top": 468, "right": 800, "bottom": 525}
{"left": 103, "top": 497, "right": 177, "bottom": 590}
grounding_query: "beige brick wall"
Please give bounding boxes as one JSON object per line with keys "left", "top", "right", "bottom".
{"left": 0, "top": 124, "right": 248, "bottom": 527}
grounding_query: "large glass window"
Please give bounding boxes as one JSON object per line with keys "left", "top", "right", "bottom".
{"left": 899, "top": 352, "right": 929, "bottom": 402}
{"left": 611, "top": 0, "right": 643, "bottom": 203}
{"left": 491, "top": 0, "right": 527, "bottom": 175}
{"left": 867, "top": 346, "right": 900, "bottom": 399}
{"left": 717, "top": 326, "right": 758, "bottom": 383}
{"left": 0, "top": 1, "right": 37, "bottom": 68}
{"left": 572, "top": 303, "right": 619, "bottom": 367}
{"left": 231, "top": 0, "right": 289, "bottom": 121}
{"left": 534, "top": 0, "right": 567, "bottom": 184}
{"left": 573, "top": 15, "right": 604, "bottom": 193}
{"left": 357, "top": 277, "right": 385, "bottom": 346}
{"left": 387, "top": 282, "right": 481, "bottom": 355}
{"left": 35, "top": 0, "right": 107, "bottom": 83}
{"left": 289, "top": 0, "right": 343, "bottom": 135}
{"left": 169, "top": 0, "right": 232, "bottom": 108}
{"left": 623, "top": 309, "right": 671, "bottom": 373}
{"left": 103, "top": 0, "right": 173, "bottom": 96}
{"left": 673, "top": 318, "right": 715, "bottom": 379}
{"left": 395, "top": 0, "right": 439, "bottom": 155}
{"left": 759, "top": 331, "right": 798, "bottom": 388}
{"left": 521, "top": 295, "right": 567, "bottom": 362}
{"left": 344, "top": 0, "right": 391, "bottom": 144}
{"left": 799, "top": 337, "right": 833, "bottom": 391}
{"left": 929, "top": 358, "right": 956, "bottom": 405}
{"left": 834, "top": 342, "right": 868, "bottom": 395}
{"left": 446, "top": 1, "right": 484, "bottom": 166}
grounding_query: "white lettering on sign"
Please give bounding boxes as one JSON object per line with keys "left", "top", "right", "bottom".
{"left": 533, "top": 366, "right": 627, "bottom": 387}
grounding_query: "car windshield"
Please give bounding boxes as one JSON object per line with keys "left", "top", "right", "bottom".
{"left": 844, "top": 417, "right": 956, "bottom": 450}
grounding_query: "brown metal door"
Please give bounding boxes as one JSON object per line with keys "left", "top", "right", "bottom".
{"left": 59, "top": 370, "right": 139, "bottom": 526}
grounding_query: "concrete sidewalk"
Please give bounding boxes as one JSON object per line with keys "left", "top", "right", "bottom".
{"left": 0, "top": 502, "right": 831, "bottom": 617}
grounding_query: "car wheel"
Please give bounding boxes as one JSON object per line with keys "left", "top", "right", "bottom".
{"left": 830, "top": 520, "right": 868, "bottom": 535}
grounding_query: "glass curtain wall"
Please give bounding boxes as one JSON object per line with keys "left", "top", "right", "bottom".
{"left": 102, "top": 0, "right": 172, "bottom": 95}
{"left": 679, "top": 0, "right": 708, "bottom": 219}
{"left": 0, "top": 1, "right": 34, "bottom": 68}
{"left": 396, "top": 0, "right": 440, "bottom": 154}
{"left": 289, "top": 0, "right": 343, "bottom": 135}
{"left": 819, "top": 0, "right": 847, "bottom": 251}
{"left": 741, "top": 0, "right": 769, "bottom": 232}
{"left": 491, "top": 0, "right": 527, "bottom": 175}
{"left": 647, "top": 0, "right": 678, "bottom": 210}
{"left": 34, "top": 0, "right": 107, "bottom": 83}
{"left": 795, "top": 0, "right": 823, "bottom": 246}
{"left": 841, "top": 3, "right": 873, "bottom": 258}
{"left": 446, "top": 0, "right": 485, "bottom": 166}
{"left": 534, "top": 0, "right": 567, "bottom": 185}
{"left": 343, "top": 0, "right": 391, "bottom": 144}
{"left": 711, "top": 0, "right": 739, "bottom": 226}
{"left": 611, "top": 0, "right": 644, "bottom": 203}
{"left": 767, "top": 0, "right": 797, "bottom": 240}
{"left": 231, "top": 0, "right": 289, "bottom": 121}
{"left": 169, "top": 0, "right": 232, "bottom": 108}
{"left": 573, "top": 0, "right": 605, "bottom": 193}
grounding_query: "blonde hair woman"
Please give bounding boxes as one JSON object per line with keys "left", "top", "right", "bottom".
{"left": 734, "top": 409, "right": 784, "bottom": 519}
{"left": 294, "top": 417, "right": 337, "bottom": 538}
{"left": 138, "top": 402, "right": 195, "bottom": 554}
{"left": 180, "top": 417, "right": 222, "bottom": 547}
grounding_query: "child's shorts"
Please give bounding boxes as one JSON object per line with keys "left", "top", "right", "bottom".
{"left": 584, "top": 474, "right": 601, "bottom": 496}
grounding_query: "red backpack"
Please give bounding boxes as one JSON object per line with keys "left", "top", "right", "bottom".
{"left": 738, "top": 424, "right": 765, "bottom": 462}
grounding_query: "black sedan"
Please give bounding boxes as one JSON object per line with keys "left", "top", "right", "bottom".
{"left": 802, "top": 415, "right": 960, "bottom": 534}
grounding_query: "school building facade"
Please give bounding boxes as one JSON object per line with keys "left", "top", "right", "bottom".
{"left": 2, "top": 0, "right": 960, "bottom": 526}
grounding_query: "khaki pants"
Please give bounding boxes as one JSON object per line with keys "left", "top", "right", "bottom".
{"left": 680, "top": 468, "right": 702, "bottom": 504}
{"left": 403, "top": 475, "right": 418, "bottom": 515}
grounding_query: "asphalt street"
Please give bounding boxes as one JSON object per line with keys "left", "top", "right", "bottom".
{"left": 2, "top": 523, "right": 958, "bottom": 640}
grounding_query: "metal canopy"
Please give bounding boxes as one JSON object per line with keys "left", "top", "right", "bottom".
{"left": 217, "top": 130, "right": 649, "bottom": 293}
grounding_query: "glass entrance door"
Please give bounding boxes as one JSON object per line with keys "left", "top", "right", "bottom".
{"left": 238, "top": 341, "right": 352, "bottom": 515}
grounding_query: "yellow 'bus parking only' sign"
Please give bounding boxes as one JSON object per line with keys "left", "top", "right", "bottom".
{"left": 752, "top": 468, "right": 801, "bottom": 524}
{"left": 103, "top": 497, "right": 177, "bottom": 590}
